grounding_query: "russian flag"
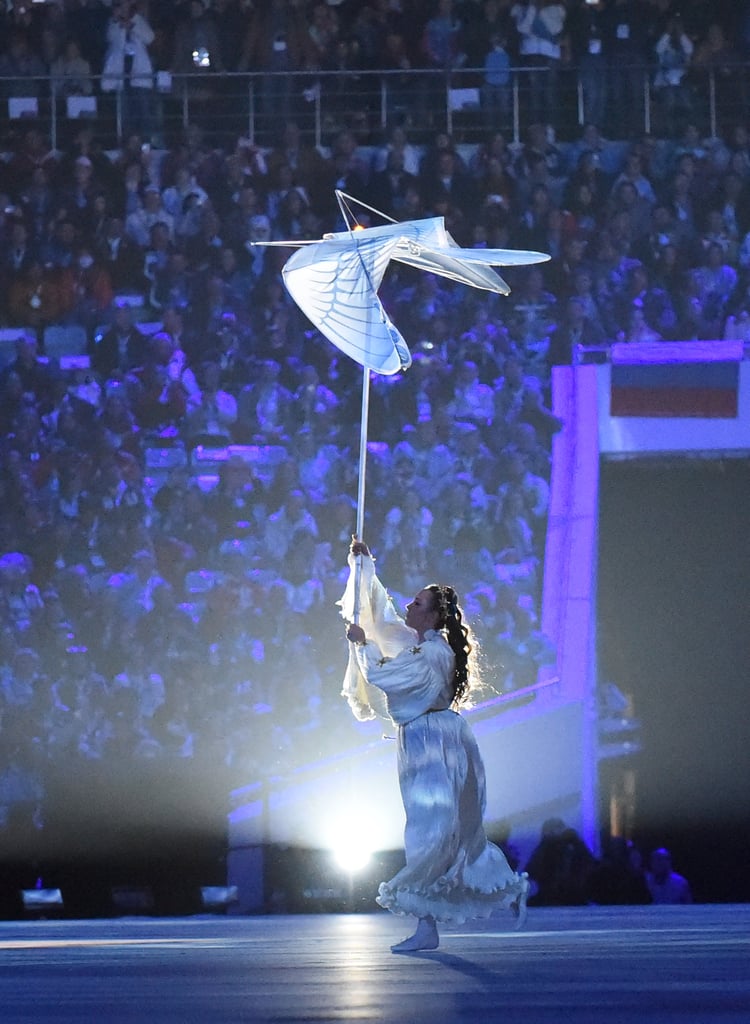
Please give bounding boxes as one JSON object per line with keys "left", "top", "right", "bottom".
{"left": 610, "top": 342, "right": 742, "bottom": 419}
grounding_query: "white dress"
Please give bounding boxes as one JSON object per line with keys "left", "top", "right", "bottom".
{"left": 340, "top": 554, "right": 526, "bottom": 923}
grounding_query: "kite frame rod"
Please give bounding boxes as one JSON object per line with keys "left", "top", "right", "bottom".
{"left": 352, "top": 364, "right": 370, "bottom": 625}
{"left": 336, "top": 190, "right": 398, "bottom": 228}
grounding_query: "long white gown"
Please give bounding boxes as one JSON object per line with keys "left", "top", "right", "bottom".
{"left": 340, "top": 553, "right": 526, "bottom": 923}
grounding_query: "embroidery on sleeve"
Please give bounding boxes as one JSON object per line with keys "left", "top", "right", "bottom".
{"left": 409, "top": 646, "right": 422, "bottom": 655}
{"left": 376, "top": 656, "right": 391, "bottom": 667}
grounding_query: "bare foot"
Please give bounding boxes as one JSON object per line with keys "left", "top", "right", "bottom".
{"left": 391, "top": 915, "right": 439, "bottom": 953}
{"left": 511, "top": 874, "right": 530, "bottom": 930}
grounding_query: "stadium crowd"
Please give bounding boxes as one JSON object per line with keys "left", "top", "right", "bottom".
{"left": 1, "top": 0, "right": 750, "bottom": 865}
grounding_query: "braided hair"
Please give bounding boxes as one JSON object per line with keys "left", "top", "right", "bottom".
{"left": 425, "top": 583, "right": 478, "bottom": 707}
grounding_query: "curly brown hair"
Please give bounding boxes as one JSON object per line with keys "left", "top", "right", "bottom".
{"left": 425, "top": 583, "right": 479, "bottom": 707}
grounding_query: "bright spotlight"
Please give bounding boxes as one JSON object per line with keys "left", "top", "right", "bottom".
{"left": 331, "top": 836, "right": 373, "bottom": 874}
{"left": 320, "top": 805, "right": 392, "bottom": 875}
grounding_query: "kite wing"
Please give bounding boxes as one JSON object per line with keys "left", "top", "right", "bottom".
{"left": 391, "top": 229, "right": 551, "bottom": 296}
{"left": 449, "top": 246, "right": 552, "bottom": 266}
{"left": 391, "top": 243, "right": 514, "bottom": 294}
{"left": 282, "top": 232, "right": 412, "bottom": 375}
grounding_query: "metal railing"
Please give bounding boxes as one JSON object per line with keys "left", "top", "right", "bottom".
{"left": 0, "top": 62, "right": 745, "bottom": 151}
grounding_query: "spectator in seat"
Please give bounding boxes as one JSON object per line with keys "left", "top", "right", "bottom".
{"left": 691, "top": 240, "right": 738, "bottom": 326}
{"left": 613, "top": 260, "right": 678, "bottom": 340}
{"left": 130, "top": 331, "right": 201, "bottom": 429}
{"left": 265, "top": 121, "right": 331, "bottom": 212}
{"left": 0, "top": 30, "right": 47, "bottom": 98}
{"left": 3, "top": 217, "right": 36, "bottom": 282}
{"left": 126, "top": 186, "right": 174, "bottom": 248}
{"left": 51, "top": 38, "right": 93, "bottom": 97}
{"left": 0, "top": 333, "right": 54, "bottom": 411}
{"left": 59, "top": 245, "right": 114, "bottom": 334}
{"left": 263, "top": 488, "right": 319, "bottom": 567}
{"left": 237, "top": 359, "right": 292, "bottom": 443}
{"left": 94, "top": 387, "right": 141, "bottom": 459}
{"left": 447, "top": 359, "right": 496, "bottom": 428}
{"left": 141, "top": 223, "right": 175, "bottom": 309}
{"left": 0, "top": 371, "right": 29, "bottom": 437}
{"left": 107, "top": 547, "right": 167, "bottom": 624}
{"left": 611, "top": 150, "right": 657, "bottom": 206}
{"left": 95, "top": 217, "right": 142, "bottom": 292}
{"left": 422, "top": 148, "right": 477, "bottom": 221}
{"left": 8, "top": 261, "right": 65, "bottom": 335}
{"left": 646, "top": 847, "right": 693, "bottom": 904}
{"left": 392, "top": 417, "right": 455, "bottom": 504}
{"left": 91, "top": 303, "right": 150, "bottom": 379}
{"left": 382, "top": 486, "right": 434, "bottom": 595}
{"left": 369, "top": 149, "right": 419, "bottom": 221}
{"left": 525, "top": 817, "right": 598, "bottom": 906}
{"left": 183, "top": 360, "right": 238, "bottom": 448}
{"left": 617, "top": 299, "right": 663, "bottom": 344}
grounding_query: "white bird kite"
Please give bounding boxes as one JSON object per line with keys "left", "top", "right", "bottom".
{"left": 255, "top": 191, "right": 550, "bottom": 375}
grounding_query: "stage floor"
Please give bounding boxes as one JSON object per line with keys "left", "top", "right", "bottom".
{"left": 0, "top": 904, "right": 747, "bottom": 1023}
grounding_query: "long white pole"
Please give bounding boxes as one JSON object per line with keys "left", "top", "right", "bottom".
{"left": 352, "top": 364, "right": 370, "bottom": 625}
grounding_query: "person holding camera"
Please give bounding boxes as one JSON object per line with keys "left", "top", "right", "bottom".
{"left": 101, "top": 1, "right": 155, "bottom": 137}
{"left": 171, "top": 0, "right": 224, "bottom": 88}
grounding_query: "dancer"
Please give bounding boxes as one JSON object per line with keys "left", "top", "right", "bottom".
{"left": 341, "top": 539, "right": 528, "bottom": 953}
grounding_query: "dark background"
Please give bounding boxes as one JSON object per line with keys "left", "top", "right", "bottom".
{"left": 598, "top": 457, "right": 750, "bottom": 902}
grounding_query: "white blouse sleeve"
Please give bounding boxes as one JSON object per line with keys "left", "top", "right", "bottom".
{"left": 338, "top": 551, "right": 416, "bottom": 720}
{"left": 339, "top": 551, "right": 414, "bottom": 652}
{"left": 353, "top": 634, "right": 455, "bottom": 724}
